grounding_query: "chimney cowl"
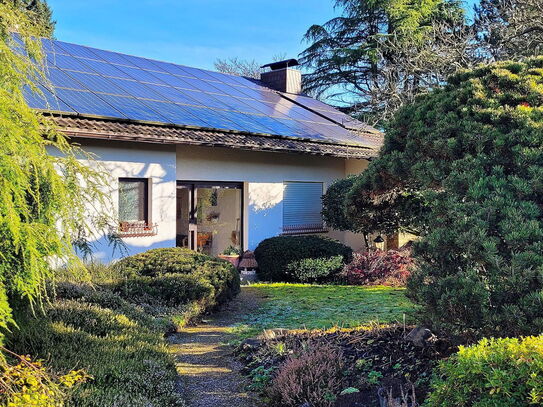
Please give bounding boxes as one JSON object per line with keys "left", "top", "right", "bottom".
{"left": 260, "top": 59, "right": 300, "bottom": 71}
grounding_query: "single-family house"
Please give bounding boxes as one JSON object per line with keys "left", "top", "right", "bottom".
{"left": 26, "top": 39, "right": 384, "bottom": 261}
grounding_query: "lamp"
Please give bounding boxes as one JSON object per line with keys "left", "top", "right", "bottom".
{"left": 373, "top": 235, "right": 384, "bottom": 244}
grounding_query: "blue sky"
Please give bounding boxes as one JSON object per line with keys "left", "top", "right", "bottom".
{"left": 47, "top": 0, "right": 337, "bottom": 70}
{"left": 48, "top": 0, "right": 479, "bottom": 71}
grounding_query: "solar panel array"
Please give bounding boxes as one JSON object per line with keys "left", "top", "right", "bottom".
{"left": 25, "top": 38, "right": 372, "bottom": 145}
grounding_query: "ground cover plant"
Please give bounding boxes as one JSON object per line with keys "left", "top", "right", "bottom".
{"left": 254, "top": 235, "right": 353, "bottom": 282}
{"left": 425, "top": 335, "right": 543, "bottom": 406}
{"left": 7, "top": 248, "right": 241, "bottom": 407}
{"left": 233, "top": 284, "right": 413, "bottom": 339}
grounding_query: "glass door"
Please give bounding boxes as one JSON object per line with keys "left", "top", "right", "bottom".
{"left": 176, "top": 182, "right": 243, "bottom": 257}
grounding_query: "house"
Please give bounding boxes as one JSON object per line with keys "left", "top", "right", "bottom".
{"left": 26, "top": 38, "right": 384, "bottom": 262}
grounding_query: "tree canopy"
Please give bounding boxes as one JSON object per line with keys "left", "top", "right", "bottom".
{"left": 300, "top": 0, "right": 472, "bottom": 125}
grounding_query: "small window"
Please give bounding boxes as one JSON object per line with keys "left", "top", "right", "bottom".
{"left": 118, "top": 178, "right": 155, "bottom": 236}
{"left": 119, "top": 178, "right": 149, "bottom": 222}
{"left": 282, "top": 181, "right": 325, "bottom": 234}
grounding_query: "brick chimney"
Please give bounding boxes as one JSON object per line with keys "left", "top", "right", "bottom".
{"left": 260, "top": 59, "right": 301, "bottom": 94}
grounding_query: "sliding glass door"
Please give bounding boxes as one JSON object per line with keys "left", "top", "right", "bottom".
{"left": 176, "top": 182, "right": 243, "bottom": 257}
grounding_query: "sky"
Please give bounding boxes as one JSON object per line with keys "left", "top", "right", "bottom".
{"left": 47, "top": 0, "right": 338, "bottom": 70}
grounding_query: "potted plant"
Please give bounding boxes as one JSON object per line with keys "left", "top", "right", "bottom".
{"left": 206, "top": 211, "right": 220, "bottom": 223}
{"left": 218, "top": 245, "right": 241, "bottom": 267}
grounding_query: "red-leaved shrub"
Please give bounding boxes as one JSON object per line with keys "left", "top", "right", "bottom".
{"left": 267, "top": 343, "right": 345, "bottom": 407}
{"left": 341, "top": 249, "right": 413, "bottom": 286}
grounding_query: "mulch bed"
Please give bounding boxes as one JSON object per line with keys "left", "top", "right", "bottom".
{"left": 236, "top": 325, "right": 458, "bottom": 406}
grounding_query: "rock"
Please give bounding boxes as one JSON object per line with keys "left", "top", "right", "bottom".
{"left": 257, "top": 328, "right": 290, "bottom": 340}
{"left": 239, "top": 338, "right": 261, "bottom": 351}
{"left": 405, "top": 327, "right": 437, "bottom": 347}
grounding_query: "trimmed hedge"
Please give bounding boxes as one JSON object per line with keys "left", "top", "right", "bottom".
{"left": 254, "top": 236, "right": 352, "bottom": 282}
{"left": 425, "top": 335, "right": 543, "bottom": 406}
{"left": 113, "top": 247, "right": 211, "bottom": 277}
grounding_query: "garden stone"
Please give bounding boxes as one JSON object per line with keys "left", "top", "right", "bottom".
{"left": 239, "top": 338, "right": 261, "bottom": 351}
{"left": 405, "top": 327, "right": 436, "bottom": 347}
{"left": 258, "top": 328, "right": 289, "bottom": 340}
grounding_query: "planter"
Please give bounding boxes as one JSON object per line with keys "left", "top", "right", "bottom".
{"left": 218, "top": 254, "right": 240, "bottom": 268}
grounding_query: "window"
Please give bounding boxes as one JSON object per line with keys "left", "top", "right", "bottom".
{"left": 118, "top": 178, "right": 155, "bottom": 236}
{"left": 282, "top": 181, "right": 325, "bottom": 234}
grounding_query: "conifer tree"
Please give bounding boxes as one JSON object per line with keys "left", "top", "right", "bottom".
{"left": 348, "top": 59, "right": 543, "bottom": 338}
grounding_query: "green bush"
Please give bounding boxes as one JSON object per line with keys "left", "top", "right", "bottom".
{"left": 425, "top": 335, "right": 543, "bottom": 406}
{"left": 286, "top": 256, "right": 344, "bottom": 283}
{"left": 113, "top": 247, "right": 211, "bottom": 276}
{"left": 113, "top": 274, "right": 214, "bottom": 307}
{"left": 9, "top": 299, "right": 185, "bottom": 407}
{"left": 254, "top": 235, "right": 352, "bottom": 282}
{"left": 114, "top": 247, "right": 240, "bottom": 306}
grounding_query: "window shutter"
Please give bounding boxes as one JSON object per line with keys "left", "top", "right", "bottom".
{"left": 283, "top": 182, "right": 324, "bottom": 233}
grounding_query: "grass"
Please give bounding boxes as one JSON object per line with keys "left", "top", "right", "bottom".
{"left": 232, "top": 283, "right": 414, "bottom": 339}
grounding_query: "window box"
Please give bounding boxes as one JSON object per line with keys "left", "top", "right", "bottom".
{"left": 118, "top": 220, "right": 158, "bottom": 237}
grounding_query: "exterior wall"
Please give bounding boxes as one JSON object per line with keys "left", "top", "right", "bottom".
{"left": 176, "top": 145, "right": 369, "bottom": 251}
{"left": 60, "top": 140, "right": 371, "bottom": 262}
{"left": 65, "top": 140, "right": 177, "bottom": 262}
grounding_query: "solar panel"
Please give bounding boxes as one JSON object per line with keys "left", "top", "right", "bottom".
{"left": 53, "top": 88, "right": 125, "bottom": 118}
{"left": 63, "top": 71, "right": 130, "bottom": 96}
{"left": 46, "top": 53, "right": 90, "bottom": 72}
{"left": 23, "top": 84, "right": 76, "bottom": 113}
{"left": 31, "top": 38, "right": 373, "bottom": 147}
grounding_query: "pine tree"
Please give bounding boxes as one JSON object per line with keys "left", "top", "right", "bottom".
{"left": 348, "top": 59, "right": 543, "bottom": 338}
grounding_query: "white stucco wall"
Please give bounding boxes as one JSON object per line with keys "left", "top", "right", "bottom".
{"left": 176, "top": 145, "right": 368, "bottom": 251}
{"left": 62, "top": 140, "right": 369, "bottom": 261}
{"left": 72, "top": 140, "right": 177, "bottom": 262}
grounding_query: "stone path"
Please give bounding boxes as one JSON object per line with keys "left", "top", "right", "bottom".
{"left": 169, "top": 288, "right": 264, "bottom": 407}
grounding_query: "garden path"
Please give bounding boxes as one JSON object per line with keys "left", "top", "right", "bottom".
{"left": 168, "top": 288, "right": 264, "bottom": 407}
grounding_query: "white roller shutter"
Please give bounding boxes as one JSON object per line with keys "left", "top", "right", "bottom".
{"left": 283, "top": 181, "right": 324, "bottom": 234}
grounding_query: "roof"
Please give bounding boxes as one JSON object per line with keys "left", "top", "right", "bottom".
{"left": 24, "top": 38, "right": 383, "bottom": 158}
{"left": 53, "top": 116, "right": 378, "bottom": 159}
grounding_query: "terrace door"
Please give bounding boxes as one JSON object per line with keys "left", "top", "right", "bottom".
{"left": 176, "top": 182, "right": 243, "bottom": 257}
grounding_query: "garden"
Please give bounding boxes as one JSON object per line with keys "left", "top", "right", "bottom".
{"left": 3, "top": 0, "right": 543, "bottom": 406}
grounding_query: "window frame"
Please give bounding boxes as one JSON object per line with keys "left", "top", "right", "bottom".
{"left": 118, "top": 177, "right": 155, "bottom": 236}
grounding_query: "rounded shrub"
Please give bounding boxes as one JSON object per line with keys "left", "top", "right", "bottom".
{"left": 254, "top": 235, "right": 352, "bottom": 282}
{"left": 113, "top": 247, "right": 210, "bottom": 276}
{"left": 425, "top": 335, "right": 543, "bottom": 406}
{"left": 113, "top": 247, "right": 240, "bottom": 306}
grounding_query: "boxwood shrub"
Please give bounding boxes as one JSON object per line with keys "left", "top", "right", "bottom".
{"left": 114, "top": 247, "right": 240, "bottom": 307}
{"left": 254, "top": 235, "right": 352, "bottom": 282}
{"left": 425, "top": 335, "right": 543, "bottom": 406}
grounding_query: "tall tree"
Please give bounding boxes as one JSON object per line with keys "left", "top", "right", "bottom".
{"left": 214, "top": 57, "right": 262, "bottom": 79}
{"left": 7, "top": 0, "right": 55, "bottom": 36}
{"left": 214, "top": 54, "right": 287, "bottom": 79}
{"left": 474, "top": 0, "right": 543, "bottom": 61}
{"left": 300, "top": 0, "right": 473, "bottom": 126}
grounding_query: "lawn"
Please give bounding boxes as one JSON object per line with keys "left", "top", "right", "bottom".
{"left": 233, "top": 283, "right": 414, "bottom": 338}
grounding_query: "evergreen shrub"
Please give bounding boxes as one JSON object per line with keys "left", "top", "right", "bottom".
{"left": 254, "top": 235, "right": 352, "bottom": 282}
{"left": 286, "top": 256, "right": 345, "bottom": 283}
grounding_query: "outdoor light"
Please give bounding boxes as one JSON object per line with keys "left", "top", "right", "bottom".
{"left": 373, "top": 235, "right": 384, "bottom": 243}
